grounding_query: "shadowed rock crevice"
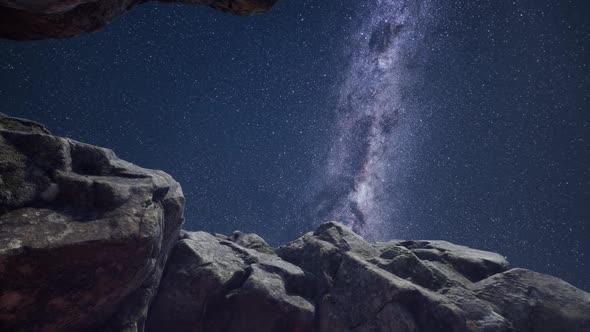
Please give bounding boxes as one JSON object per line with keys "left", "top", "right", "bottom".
{"left": 391, "top": 239, "right": 509, "bottom": 282}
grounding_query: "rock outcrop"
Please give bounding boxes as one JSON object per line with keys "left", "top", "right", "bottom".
{"left": 0, "top": 113, "right": 185, "bottom": 331}
{"left": 472, "top": 269, "right": 590, "bottom": 332}
{"left": 1, "top": 114, "right": 589, "bottom": 331}
{"left": 150, "top": 221, "right": 590, "bottom": 332}
{"left": 0, "top": 0, "right": 278, "bottom": 40}
{"left": 146, "top": 231, "right": 314, "bottom": 332}
{"left": 277, "top": 222, "right": 510, "bottom": 332}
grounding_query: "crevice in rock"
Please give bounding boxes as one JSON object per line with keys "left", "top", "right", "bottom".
{"left": 224, "top": 266, "right": 253, "bottom": 295}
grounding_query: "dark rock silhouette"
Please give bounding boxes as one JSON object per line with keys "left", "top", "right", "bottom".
{"left": 1, "top": 114, "right": 589, "bottom": 332}
{"left": 0, "top": 0, "right": 278, "bottom": 40}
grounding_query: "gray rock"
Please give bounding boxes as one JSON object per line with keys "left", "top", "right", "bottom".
{"left": 2, "top": 115, "right": 589, "bottom": 332}
{"left": 224, "top": 264, "right": 315, "bottom": 332}
{"left": 0, "top": 113, "right": 185, "bottom": 332}
{"left": 278, "top": 222, "right": 589, "bottom": 332}
{"left": 442, "top": 285, "right": 512, "bottom": 332}
{"left": 0, "top": 0, "right": 279, "bottom": 40}
{"left": 376, "top": 245, "right": 513, "bottom": 331}
{"left": 146, "top": 231, "right": 314, "bottom": 332}
{"left": 313, "top": 221, "right": 381, "bottom": 259}
{"left": 277, "top": 221, "right": 380, "bottom": 299}
{"left": 319, "top": 252, "right": 468, "bottom": 332}
{"left": 146, "top": 232, "right": 249, "bottom": 331}
{"left": 369, "top": 245, "right": 447, "bottom": 290}
{"left": 472, "top": 268, "right": 590, "bottom": 332}
{"left": 385, "top": 240, "right": 509, "bottom": 282}
{"left": 228, "top": 230, "right": 275, "bottom": 255}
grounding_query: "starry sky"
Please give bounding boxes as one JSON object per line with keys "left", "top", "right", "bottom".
{"left": 0, "top": 0, "right": 588, "bottom": 291}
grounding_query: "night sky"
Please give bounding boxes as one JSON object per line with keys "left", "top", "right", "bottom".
{"left": 1, "top": 0, "right": 588, "bottom": 291}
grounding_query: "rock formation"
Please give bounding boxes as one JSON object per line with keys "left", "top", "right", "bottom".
{"left": 0, "top": 113, "right": 185, "bottom": 331}
{"left": 146, "top": 231, "right": 314, "bottom": 332}
{"left": 0, "top": 0, "right": 278, "bottom": 40}
{"left": 1, "top": 114, "right": 589, "bottom": 332}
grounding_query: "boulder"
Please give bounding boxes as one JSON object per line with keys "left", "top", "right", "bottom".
{"left": 472, "top": 268, "right": 590, "bottom": 332}
{"left": 369, "top": 244, "right": 448, "bottom": 290}
{"left": 276, "top": 221, "right": 380, "bottom": 299}
{"left": 0, "top": 113, "right": 185, "bottom": 332}
{"left": 0, "top": 0, "right": 279, "bottom": 40}
{"left": 318, "top": 251, "right": 467, "bottom": 332}
{"left": 381, "top": 240, "right": 509, "bottom": 282}
{"left": 278, "top": 223, "right": 476, "bottom": 331}
{"left": 146, "top": 231, "right": 314, "bottom": 332}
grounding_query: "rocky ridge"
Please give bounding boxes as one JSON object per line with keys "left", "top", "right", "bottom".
{"left": 0, "top": 0, "right": 278, "bottom": 40}
{"left": 0, "top": 113, "right": 589, "bottom": 332}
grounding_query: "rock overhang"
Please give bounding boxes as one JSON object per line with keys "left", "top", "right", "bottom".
{"left": 0, "top": 0, "right": 280, "bottom": 40}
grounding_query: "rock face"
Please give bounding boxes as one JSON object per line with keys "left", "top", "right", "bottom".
{"left": 278, "top": 223, "right": 590, "bottom": 332}
{"left": 0, "top": 0, "right": 278, "bottom": 40}
{"left": 276, "top": 222, "right": 503, "bottom": 332}
{"left": 146, "top": 231, "right": 314, "bottom": 332}
{"left": 1, "top": 114, "right": 589, "bottom": 331}
{"left": 149, "top": 221, "right": 590, "bottom": 332}
{"left": 0, "top": 113, "right": 185, "bottom": 331}
{"left": 472, "top": 269, "right": 590, "bottom": 332}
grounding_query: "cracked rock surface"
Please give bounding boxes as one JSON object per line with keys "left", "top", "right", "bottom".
{"left": 0, "top": 0, "right": 278, "bottom": 40}
{"left": 279, "top": 222, "right": 589, "bottom": 332}
{"left": 146, "top": 231, "right": 315, "bottom": 332}
{"left": 0, "top": 113, "right": 185, "bottom": 332}
{"left": 149, "top": 221, "right": 590, "bottom": 332}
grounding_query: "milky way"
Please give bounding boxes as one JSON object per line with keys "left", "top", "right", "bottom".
{"left": 308, "top": 0, "right": 434, "bottom": 240}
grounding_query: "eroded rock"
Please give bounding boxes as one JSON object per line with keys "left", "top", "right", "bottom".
{"left": 319, "top": 251, "right": 467, "bottom": 332}
{"left": 1, "top": 115, "right": 589, "bottom": 332}
{"left": 226, "top": 230, "right": 275, "bottom": 255}
{"left": 472, "top": 268, "right": 590, "bottom": 332}
{"left": 276, "top": 222, "right": 588, "bottom": 332}
{"left": 276, "top": 221, "right": 380, "bottom": 299}
{"left": 0, "top": 113, "right": 185, "bottom": 332}
{"left": 381, "top": 240, "right": 509, "bottom": 282}
{"left": 146, "top": 231, "right": 314, "bottom": 332}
